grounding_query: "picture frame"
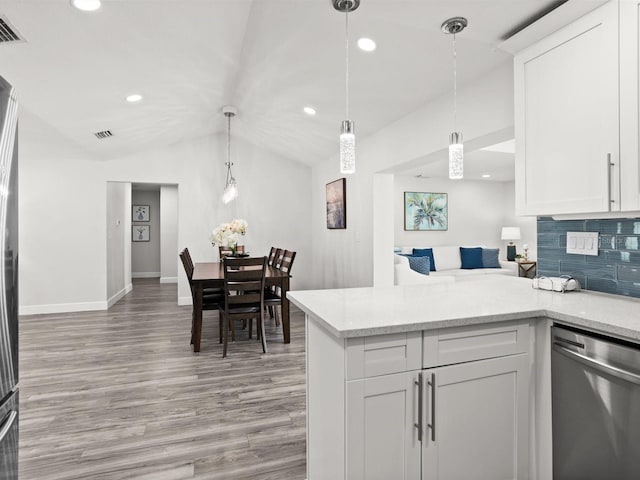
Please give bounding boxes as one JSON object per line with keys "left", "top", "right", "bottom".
{"left": 326, "top": 178, "right": 347, "bottom": 229}
{"left": 132, "top": 205, "right": 150, "bottom": 222}
{"left": 132, "top": 225, "right": 150, "bottom": 242}
{"left": 404, "top": 192, "right": 448, "bottom": 231}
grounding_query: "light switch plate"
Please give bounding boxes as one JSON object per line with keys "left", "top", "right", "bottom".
{"left": 566, "top": 231, "right": 599, "bottom": 256}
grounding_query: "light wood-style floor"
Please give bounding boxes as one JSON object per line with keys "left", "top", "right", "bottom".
{"left": 19, "top": 279, "right": 307, "bottom": 479}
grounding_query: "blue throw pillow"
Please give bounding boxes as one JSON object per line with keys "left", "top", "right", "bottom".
{"left": 481, "top": 248, "right": 501, "bottom": 268}
{"left": 407, "top": 256, "right": 431, "bottom": 275}
{"left": 412, "top": 248, "right": 436, "bottom": 271}
{"left": 460, "top": 247, "right": 483, "bottom": 269}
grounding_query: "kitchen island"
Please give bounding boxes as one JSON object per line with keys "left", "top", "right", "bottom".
{"left": 288, "top": 276, "right": 640, "bottom": 480}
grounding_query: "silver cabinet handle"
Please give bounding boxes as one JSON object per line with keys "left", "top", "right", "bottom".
{"left": 427, "top": 373, "right": 435, "bottom": 442}
{"left": 0, "top": 410, "right": 17, "bottom": 444}
{"left": 553, "top": 342, "right": 640, "bottom": 385}
{"left": 607, "top": 153, "right": 615, "bottom": 210}
{"left": 414, "top": 372, "right": 423, "bottom": 442}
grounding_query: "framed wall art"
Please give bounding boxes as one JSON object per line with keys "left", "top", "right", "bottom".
{"left": 326, "top": 178, "right": 347, "bottom": 229}
{"left": 404, "top": 192, "right": 448, "bottom": 231}
{"left": 132, "top": 225, "right": 150, "bottom": 242}
{"left": 132, "top": 205, "right": 150, "bottom": 222}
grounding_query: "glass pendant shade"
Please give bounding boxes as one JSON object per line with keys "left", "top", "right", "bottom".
{"left": 222, "top": 176, "right": 238, "bottom": 204}
{"left": 340, "top": 120, "right": 355, "bottom": 174}
{"left": 449, "top": 132, "right": 463, "bottom": 180}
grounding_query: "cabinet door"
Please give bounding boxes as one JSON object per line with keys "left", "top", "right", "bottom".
{"left": 422, "top": 354, "right": 529, "bottom": 480}
{"left": 620, "top": 0, "right": 640, "bottom": 211}
{"left": 346, "top": 371, "right": 421, "bottom": 480}
{"left": 515, "top": 1, "right": 619, "bottom": 215}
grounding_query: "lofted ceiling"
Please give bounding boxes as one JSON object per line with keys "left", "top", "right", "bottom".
{"left": 0, "top": 0, "right": 590, "bottom": 175}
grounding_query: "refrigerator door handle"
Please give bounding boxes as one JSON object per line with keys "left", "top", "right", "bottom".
{"left": 0, "top": 409, "right": 17, "bottom": 444}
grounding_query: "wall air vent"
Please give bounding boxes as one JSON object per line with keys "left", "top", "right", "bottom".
{"left": 94, "top": 130, "right": 113, "bottom": 139}
{"left": 0, "top": 17, "right": 25, "bottom": 44}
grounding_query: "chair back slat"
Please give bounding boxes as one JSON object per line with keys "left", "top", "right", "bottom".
{"left": 267, "top": 247, "right": 280, "bottom": 266}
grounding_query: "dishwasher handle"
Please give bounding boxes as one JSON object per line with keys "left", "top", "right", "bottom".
{"left": 553, "top": 342, "right": 640, "bottom": 385}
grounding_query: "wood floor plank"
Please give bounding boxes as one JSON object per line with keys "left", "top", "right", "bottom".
{"left": 19, "top": 278, "right": 307, "bottom": 479}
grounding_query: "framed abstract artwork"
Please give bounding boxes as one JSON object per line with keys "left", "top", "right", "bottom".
{"left": 404, "top": 192, "right": 448, "bottom": 231}
{"left": 132, "top": 225, "right": 150, "bottom": 242}
{"left": 133, "top": 205, "right": 150, "bottom": 222}
{"left": 326, "top": 178, "right": 347, "bottom": 229}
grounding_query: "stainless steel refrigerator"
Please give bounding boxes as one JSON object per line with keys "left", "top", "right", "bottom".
{"left": 0, "top": 74, "right": 19, "bottom": 479}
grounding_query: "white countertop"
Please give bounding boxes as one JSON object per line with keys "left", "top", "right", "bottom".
{"left": 287, "top": 276, "right": 640, "bottom": 342}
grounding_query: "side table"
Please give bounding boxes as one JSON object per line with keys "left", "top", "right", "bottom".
{"left": 518, "top": 260, "right": 537, "bottom": 279}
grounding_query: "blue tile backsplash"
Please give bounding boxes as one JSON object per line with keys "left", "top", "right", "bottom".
{"left": 537, "top": 217, "right": 640, "bottom": 298}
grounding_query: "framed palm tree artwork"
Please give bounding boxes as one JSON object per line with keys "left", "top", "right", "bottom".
{"left": 404, "top": 192, "right": 448, "bottom": 231}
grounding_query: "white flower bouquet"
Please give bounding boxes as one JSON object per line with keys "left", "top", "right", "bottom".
{"left": 211, "top": 218, "right": 248, "bottom": 248}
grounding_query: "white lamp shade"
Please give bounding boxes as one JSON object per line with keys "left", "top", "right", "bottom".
{"left": 340, "top": 132, "right": 355, "bottom": 174}
{"left": 448, "top": 142, "right": 463, "bottom": 179}
{"left": 501, "top": 227, "right": 521, "bottom": 241}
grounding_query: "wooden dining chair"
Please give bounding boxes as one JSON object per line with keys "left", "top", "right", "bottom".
{"left": 179, "top": 249, "right": 230, "bottom": 345}
{"left": 264, "top": 249, "right": 296, "bottom": 328}
{"left": 220, "top": 256, "right": 267, "bottom": 357}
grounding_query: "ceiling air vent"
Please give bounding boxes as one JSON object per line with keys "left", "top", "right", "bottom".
{"left": 0, "top": 17, "right": 25, "bottom": 44}
{"left": 94, "top": 130, "right": 113, "bottom": 139}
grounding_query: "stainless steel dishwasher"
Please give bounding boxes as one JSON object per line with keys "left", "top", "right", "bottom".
{"left": 552, "top": 324, "right": 640, "bottom": 479}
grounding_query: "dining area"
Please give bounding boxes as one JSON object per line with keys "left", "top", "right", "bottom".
{"left": 180, "top": 242, "right": 297, "bottom": 356}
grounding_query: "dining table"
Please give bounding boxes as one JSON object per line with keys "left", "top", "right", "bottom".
{"left": 190, "top": 261, "right": 292, "bottom": 353}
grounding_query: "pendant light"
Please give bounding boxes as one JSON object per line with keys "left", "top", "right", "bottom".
{"left": 442, "top": 17, "right": 467, "bottom": 180}
{"left": 333, "top": 0, "right": 360, "bottom": 174}
{"left": 222, "top": 105, "right": 238, "bottom": 204}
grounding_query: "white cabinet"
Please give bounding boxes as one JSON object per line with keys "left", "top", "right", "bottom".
{"left": 619, "top": 0, "right": 640, "bottom": 211}
{"left": 422, "top": 354, "right": 530, "bottom": 480}
{"left": 514, "top": 1, "right": 628, "bottom": 216}
{"left": 346, "top": 371, "right": 420, "bottom": 480}
{"left": 306, "top": 319, "right": 531, "bottom": 480}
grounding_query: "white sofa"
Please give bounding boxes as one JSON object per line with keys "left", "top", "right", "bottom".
{"left": 394, "top": 245, "right": 517, "bottom": 285}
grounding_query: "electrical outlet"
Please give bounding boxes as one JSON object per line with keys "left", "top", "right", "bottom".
{"left": 566, "top": 231, "right": 598, "bottom": 256}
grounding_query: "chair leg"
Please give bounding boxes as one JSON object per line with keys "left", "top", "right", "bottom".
{"left": 191, "top": 310, "right": 195, "bottom": 345}
{"left": 248, "top": 319, "right": 253, "bottom": 339}
{"left": 223, "top": 315, "right": 229, "bottom": 358}
{"left": 268, "top": 305, "right": 274, "bottom": 319}
{"left": 274, "top": 306, "right": 280, "bottom": 326}
{"left": 230, "top": 319, "right": 236, "bottom": 342}
{"left": 218, "top": 312, "right": 223, "bottom": 344}
{"left": 259, "top": 315, "right": 267, "bottom": 354}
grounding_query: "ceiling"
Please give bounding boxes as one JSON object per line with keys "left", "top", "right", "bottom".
{"left": 0, "top": 0, "right": 578, "bottom": 176}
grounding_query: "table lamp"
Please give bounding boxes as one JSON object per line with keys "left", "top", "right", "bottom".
{"left": 501, "top": 227, "right": 521, "bottom": 261}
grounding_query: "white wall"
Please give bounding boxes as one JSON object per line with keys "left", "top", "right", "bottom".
{"left": 19, "top": 109, "right": 312, "bottom": 314}
{"left": 394, "top": 177, "right": 536, "bottom": 259}
{"left": 160, "top": 185, "right": 178, "bottom": 283}
{"left": 106, "top": 181, "right": 132, "bottom": 307}
{"left": 502, "top": 182, "right": 538, "bottom": 260}
{"left": 312, "top": 63, "right": 517, "bottom": 289}
{"left": 131, "top": 189, "right": 161, "bottom": 277}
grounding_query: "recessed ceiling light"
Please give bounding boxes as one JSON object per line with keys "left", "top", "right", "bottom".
{"left": 303, "top": 106, "right": 316, "bottom": 116}
{"left": 71, "top": 0, "right": 101, "bottom": 11}
{"left": 357, "top": 38, "right": 376, "bottom": 52}
{"left": 482, "top": 174, "right": 491, "bottom": 178}
{"left": 126, "top": 94, "right": 143, "bottom": 103}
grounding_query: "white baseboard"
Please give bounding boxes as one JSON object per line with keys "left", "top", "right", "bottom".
{"left": 160, "top": 276, "right": 178, "bottom": 284}
{"left": 20, "top": 301, "right": 108, "bottom": 316}
{"left": 107, "top": 284, "right": 132, "bottom": 309}
{"left": 132, "top": 272, "right": 161, "bottom": 278}
{"left": 178, "top": 296, "right": 192, "bottom": 306}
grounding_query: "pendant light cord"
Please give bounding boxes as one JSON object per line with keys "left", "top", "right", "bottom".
{"left": 226, "top": 114, "right": 232, "bottom": 183}
{"left": 345, "top": 11, "right": 350, "bottom": 119}
{"left": 452, "top": 32, "right": 457, "bottom": 132}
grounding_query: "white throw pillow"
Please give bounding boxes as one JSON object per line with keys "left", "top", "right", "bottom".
{"left": 432, "top": 246, "right": 461, "bottom": 271}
